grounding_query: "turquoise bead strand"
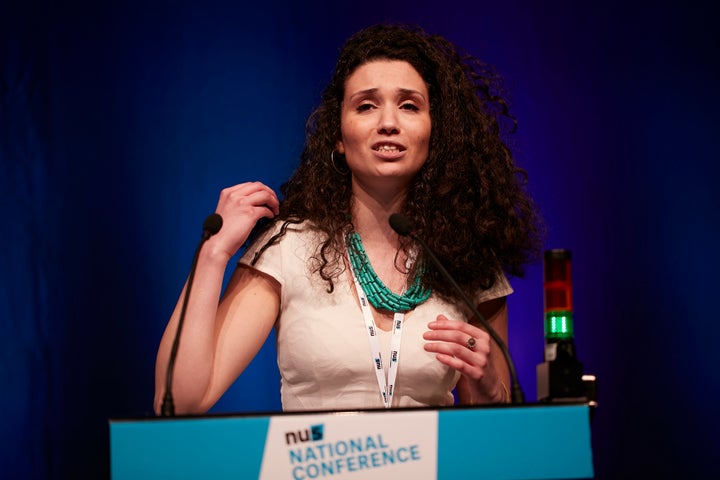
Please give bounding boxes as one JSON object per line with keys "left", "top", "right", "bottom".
{"left": 346, "top": 232, "right": 431, "bottom": 312}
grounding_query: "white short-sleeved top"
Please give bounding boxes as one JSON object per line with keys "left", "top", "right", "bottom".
{"left": 238, "top": 221, "right": 513, "bottom": 412}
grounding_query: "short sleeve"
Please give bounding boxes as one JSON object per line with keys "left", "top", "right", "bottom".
{"left": 474, "top": 272, "right": 514, "bottom": 304}
{"left": 237, "top": 222, "right": 286, "bottom": 284}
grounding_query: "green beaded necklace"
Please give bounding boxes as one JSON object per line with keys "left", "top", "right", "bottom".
{"left": 345, "top": 232, "right": 431, "bottom": 312}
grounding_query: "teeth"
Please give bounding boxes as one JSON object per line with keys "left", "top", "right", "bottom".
{"left": 376, "top": 145, "right": 400, "bottom": 152}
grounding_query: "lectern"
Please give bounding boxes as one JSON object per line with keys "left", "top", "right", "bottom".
{"left": 110, "top": 402, "right": 593, "bottom": 479}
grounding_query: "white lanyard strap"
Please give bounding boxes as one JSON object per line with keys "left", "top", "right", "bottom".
{"left": 349, "top": 264, "right": 405, "bottom": 409}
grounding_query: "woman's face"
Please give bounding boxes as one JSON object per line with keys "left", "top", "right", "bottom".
{"left": 337, "top": 60, "right": 431, "bottom": 191}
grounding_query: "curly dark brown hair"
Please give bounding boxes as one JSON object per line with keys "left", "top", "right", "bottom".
{"left": 250, "top": 23, "right": 544, "bottom": 301}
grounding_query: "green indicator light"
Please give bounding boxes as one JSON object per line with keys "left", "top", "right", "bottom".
{"left": 545, "top": 311, "right": 574, "bottom": 340}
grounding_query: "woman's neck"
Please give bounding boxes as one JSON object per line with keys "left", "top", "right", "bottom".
{"left": 350, "top": 181, "right": 407, "bottom": 244}
{"left": 348, "top": 191, "right": 411, "bottom": 299}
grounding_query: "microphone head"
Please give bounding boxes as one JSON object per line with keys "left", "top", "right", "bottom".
{"left": 388, "top": 213, "right": 415, "bottom": 236}
{"left": 202, "top": 213, "right": 223, "bottom": 236}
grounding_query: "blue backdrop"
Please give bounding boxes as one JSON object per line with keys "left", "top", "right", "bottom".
{"left": 2, "top": 0, "right": 718, "bottom": 478}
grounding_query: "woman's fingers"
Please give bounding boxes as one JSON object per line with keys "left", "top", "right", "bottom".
{"left": 425, "top": 315, "right": 490, "bottom": 352}
{"left": 218, "top": 182, "right": 279, "bottom": 216}
{"left": 208, "top": 182, "right": 280, "bottom": 258}
{"left": 423, "top": 314, "right": 491, "bottom": 380}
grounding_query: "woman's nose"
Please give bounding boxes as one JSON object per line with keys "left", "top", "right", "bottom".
{"left": 377, "top": 107, "right": 400, "bottom": 134}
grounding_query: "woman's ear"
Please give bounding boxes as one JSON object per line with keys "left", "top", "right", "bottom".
{"left": 335, "top": 140, "right": 345, "bottom": 154}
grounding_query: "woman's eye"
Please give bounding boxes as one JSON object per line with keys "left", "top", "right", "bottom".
{"left": 400, "top": 103, "right": 419, "bottom": 111}
{"left": 356, "top": 103, "right": 374, "bottom": 112}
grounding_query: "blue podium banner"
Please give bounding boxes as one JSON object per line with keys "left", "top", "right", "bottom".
{"left": 110, "top": 403, "right": 594, "bottom": 479}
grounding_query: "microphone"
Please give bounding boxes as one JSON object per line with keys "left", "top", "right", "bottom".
{"left": 161, "top": 213, "right": 223, "bottom": 416}
{"left": 201, "top": 213, "right": 223, "bottom": 239}
{"left": 389, "top": 213, "right": 525, "bottom": 404}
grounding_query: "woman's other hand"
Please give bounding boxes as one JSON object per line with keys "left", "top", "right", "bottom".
{"left": 423, "top": 298, "right": 510, "bottom": 404}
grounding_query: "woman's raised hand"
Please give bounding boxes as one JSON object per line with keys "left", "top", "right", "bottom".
{"left": 209, "top": 182, "right": 280, "bottom": 261}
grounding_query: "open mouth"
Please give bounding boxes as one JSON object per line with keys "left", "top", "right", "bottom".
{"left": 373, "top": 143, "right": 405, "bottom": 153}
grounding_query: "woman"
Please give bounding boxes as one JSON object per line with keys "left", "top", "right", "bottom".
{"left": 154, "top": 24, "right": 543, "bottom": 414}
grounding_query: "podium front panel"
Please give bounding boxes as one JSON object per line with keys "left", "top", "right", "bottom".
{"left": 110, "top": 403, "right": 593, "bottom": 479}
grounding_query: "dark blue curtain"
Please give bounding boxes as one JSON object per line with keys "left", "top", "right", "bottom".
{"left": 2, "top": 0, "right": 718, "bottom": 478}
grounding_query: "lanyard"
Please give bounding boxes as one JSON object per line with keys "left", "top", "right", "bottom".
{"left": 348, "top": 262, "right": 405, "bottom": 409}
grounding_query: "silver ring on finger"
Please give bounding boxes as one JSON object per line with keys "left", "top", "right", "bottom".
{"left": 466, "top": 336, "right": 477, "bottom": 351}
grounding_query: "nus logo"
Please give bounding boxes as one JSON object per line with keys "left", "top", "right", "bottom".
{"left": 285, "top": 424, "right": 324, "bottom": 445}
